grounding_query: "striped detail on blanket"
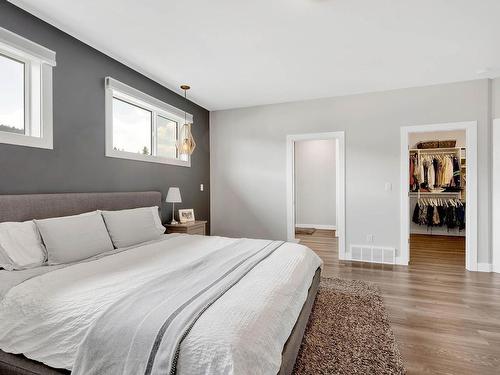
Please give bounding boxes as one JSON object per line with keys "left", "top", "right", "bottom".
{"left": 146, "top": 240, "right": 285, "bottom": 375}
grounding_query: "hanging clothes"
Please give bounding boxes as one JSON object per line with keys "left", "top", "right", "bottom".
{"left": 426, "top": 205, "right": 435, "bottom": 227}
{"left": 428, "top": 160, "right": 435, "bottom": 189}
{"left": 457, "top": 203, "right": 466, "bottom": 230}
{"left": 417, "top": 160, "right": 424, "bottom": 186}
{"left": 437, "top": 205, "right": 447, "bottom": 225}
{"left": 410, "top": 156, "right": 415, "bottom": 187}
{"left": 442, "top": 157, "right": 454, "bottom": 186}
{"left": 432, "top": 158, "right": 439, "bottom": 188}
{"left": 411, "top": 150, "right": 463, "bottom": 191}
{"left": 437, "top": 159, "right": 443, "bottom": 187}
{"left": 421, "top": 162, "right": 429, "bottom": 190}
{"left": 452, "top": 156, "right": 461, "bottom": 187}
{"left": 409, "top": 155, "right": 420, "bottom": 192}
{"left": 412, "top": 203, "right": 420, "bottom": 224}
{"left": 445, "top": 205, "right": 458, "bottom": 229}
{"left": 412, "top": 198, "right": 465, "bottom": 232}
{"left": 432, "top": 207, "right": 440, "bottom": 226}
{"left": 419, "top": 205, "right": 428, "bottom": 225}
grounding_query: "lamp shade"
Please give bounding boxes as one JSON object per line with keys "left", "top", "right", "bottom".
{"left": 166, "top": 187, "right": 182, "bottom": 203}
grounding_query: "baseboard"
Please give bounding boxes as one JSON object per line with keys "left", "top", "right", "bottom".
{"left": 296, "top": 224, "right": 336, "bottom": 230}
{"left": 477, "top": 263, "right": 493, "bottom": 272}
{"left": 395, "top": 258, "right": 409, "bottom": 266}
{"left": 494, "top": 263, "right": 500, "bottom": 273}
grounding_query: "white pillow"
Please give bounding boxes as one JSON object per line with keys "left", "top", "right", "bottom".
{"left": 101, "top": 206, "right": 164, "bottom": 248}
{"left": 0, "top": 221, "right": 46, "bottom": 271}
{"left": 35, "top": 211, "right": 114, "bottom": 265}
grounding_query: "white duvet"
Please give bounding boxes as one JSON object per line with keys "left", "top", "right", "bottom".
{"left": 0, "top": 234, "right": 322, "bottom": 374}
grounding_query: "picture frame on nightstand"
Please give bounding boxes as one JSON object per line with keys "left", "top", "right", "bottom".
{"left": 178, "top": 208, "right": 195, "bottom": 223}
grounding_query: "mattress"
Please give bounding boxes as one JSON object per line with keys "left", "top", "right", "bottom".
{"left": 0, "top": 234, "right": 322, "bottom": 374}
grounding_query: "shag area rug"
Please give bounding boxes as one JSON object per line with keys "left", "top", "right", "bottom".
{"left": 293, "top": 278, "right": 406, "bottom": 375}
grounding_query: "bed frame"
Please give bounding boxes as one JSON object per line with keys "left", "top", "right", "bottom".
{"left": 0, "top": 192, "right": 320, "bottom": 375}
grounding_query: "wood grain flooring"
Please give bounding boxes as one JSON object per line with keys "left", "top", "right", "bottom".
{"left": 296, "top": 230, "right": 500, "bottom": 375}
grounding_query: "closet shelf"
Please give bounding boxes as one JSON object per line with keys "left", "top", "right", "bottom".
{"left": 409, "top": 191, "right": 461, "bottom": 197}
{"left": 409, "top": 147, "right": 461, "bottom": 152}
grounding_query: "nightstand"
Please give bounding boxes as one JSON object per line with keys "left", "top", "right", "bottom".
{"left": 164, "top": 221, "right": 207, "bottom": 235}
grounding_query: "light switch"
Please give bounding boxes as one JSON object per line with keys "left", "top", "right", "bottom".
{"left": 200, "top": 184, "right": 204, "bottom": 192}
{"left": 385, "top": 182, "right": 392, "bottom": 191}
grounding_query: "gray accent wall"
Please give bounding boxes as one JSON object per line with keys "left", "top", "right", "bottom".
{"left": 210, "top": 79, "right": 493, "bottom": 264}
{"left": 0, "top": 2, "right": 210, "bottom": 224}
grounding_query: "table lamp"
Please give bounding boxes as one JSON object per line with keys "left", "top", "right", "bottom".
{"left": 166, "top": 187, "right": 182, "bottom": 224}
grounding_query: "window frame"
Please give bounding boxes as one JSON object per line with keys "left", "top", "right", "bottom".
{"left": 105, "top": 77, "right": 192, "bottom": 167}
{"left": 0, "top": 27, "right": 55, "bottom": 150}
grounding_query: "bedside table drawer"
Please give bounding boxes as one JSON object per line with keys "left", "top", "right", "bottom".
{"left": 165, "top": 221, "right": 207, "bottom": 235}
{"left": 188, "top": 226, "right": 206, "bottom": 235}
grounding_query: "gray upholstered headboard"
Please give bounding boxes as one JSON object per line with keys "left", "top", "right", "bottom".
{"left": 0, "top": 191, "right": 162, "bottom": 222}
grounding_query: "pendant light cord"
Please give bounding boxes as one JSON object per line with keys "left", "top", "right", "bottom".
{"left": 184, "top": 88, "right": 187, "bottom": 124}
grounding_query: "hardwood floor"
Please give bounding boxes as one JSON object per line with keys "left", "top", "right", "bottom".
{"left": 410, "top": 234, "right": 465, "bottom": 267}
{"left": 296, "top": 230, "right": 500, "bottom": 375}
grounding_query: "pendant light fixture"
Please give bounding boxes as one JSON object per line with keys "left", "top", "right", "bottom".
{"left": 177, "top": 85, "right": 196, "bottom": 156}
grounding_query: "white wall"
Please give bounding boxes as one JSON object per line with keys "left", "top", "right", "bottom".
{"left": 210, "top": 79, "right": 492, "bottom": 264}
{"left": 295, "top": 139, "right": 336, "bottom": 227}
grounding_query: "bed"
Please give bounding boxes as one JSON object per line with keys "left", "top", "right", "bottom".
{"left": 0, "top": 192, "right": 322, "bottom": 375}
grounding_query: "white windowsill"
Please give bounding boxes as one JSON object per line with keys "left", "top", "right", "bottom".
{"left": 105, "top": 149, "right": 191, "bottom": 167}
{"left": 0, "top": 130, "right": 53, "bottom": 150}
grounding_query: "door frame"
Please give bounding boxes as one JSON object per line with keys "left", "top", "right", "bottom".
{"left": 286, "top": 131, "right": 346, "bottom": 259}
{"left": 400, "top": 121, "right": 478, "bottom": 271}
{"left": 493, "top": 118, "right": 500, "bottom": 273}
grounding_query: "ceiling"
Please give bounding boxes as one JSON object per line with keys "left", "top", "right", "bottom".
{"left": 8, "top": 0, "right": 500, "bottom": 110}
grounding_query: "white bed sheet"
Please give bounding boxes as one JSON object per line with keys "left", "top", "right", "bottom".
{"left": 0, "top": 234, "right": 322, "bottom": 374}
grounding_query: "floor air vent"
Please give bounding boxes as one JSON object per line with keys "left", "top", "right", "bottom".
{"left": 349, "top": 245, "right": 396, "bottom": 264}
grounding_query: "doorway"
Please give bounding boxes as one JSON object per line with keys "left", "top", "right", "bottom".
{"left": 400, "top": 122, "right": 477, "bottom": 271}
{"left": 286, "top": 132, "right": 345, "bottom": 259}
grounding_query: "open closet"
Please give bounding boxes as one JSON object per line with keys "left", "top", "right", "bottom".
{"left": 408, "top": 132, "right": 466, "bottom": 266}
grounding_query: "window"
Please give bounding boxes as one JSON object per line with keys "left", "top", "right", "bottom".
{"left": 0, "top": 27, "right": 56, "bottom": 149}
{"left": 0, "top": 54, "right": 24, "bottom": 135}
{"left": 105, "top": 77, "right": 192, "bottom": 166}
{"left": 112, "top": 98, "right": 152, "bottom": 155}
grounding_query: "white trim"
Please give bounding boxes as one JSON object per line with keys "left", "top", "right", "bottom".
{"left": 400, "top": 121, "right": 478, "bottom": 271}
{"left": 209, "top": 114, "right": 213, "bottom": 235}
{"left": 105, "top": 77, "right": 193, "bottom": 123}
{"left": 0, "top": 26, "right": 56, "bottom": 66}
{"left": 0, "top": 28, "right": 54, "bottom": 150}
{"left": 477, "top": 263, "right": 493, "bottom": 272}
{"left": 493, "top": 118, "right": 500, "bottom": 273}
{"left": 286, "top": 131, "right": 346, "bottom": 259}
{"left": 335, "top": 140, "right": 340, "bottom": 238}
{"left": 295, "top": 224, "right": 337, "bottom": 230}
{"left": 104, "top": 77, "right": 191, "bottom": 167}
